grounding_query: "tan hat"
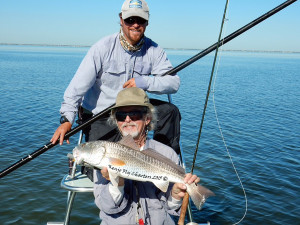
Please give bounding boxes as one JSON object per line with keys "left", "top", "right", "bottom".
{"left": 112, "top": 87, "right": 153, "bottom": 110}
{"left": 121, "top": 0, "right": 149, "bottom": 21}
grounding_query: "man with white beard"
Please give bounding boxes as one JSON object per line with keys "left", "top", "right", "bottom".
{"left": 108, "top": 87, "right": 157, "bottom": 148}
{"left": 94, "top": 87, "right": 200, "bottom": 225}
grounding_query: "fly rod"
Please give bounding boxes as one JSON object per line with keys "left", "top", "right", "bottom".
{"left": 178, "top": 0, "right": 230, "bottom": 223}
{"left": 0, "top": 0, "right": 297, "bottom": 179}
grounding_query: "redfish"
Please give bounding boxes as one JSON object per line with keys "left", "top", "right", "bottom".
{"left": 73, "top": 136, "right": 214, "bottom": 210}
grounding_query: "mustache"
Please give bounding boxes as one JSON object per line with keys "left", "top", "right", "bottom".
{"left": 121, "top": 122, "right": 138, "bottom": 128}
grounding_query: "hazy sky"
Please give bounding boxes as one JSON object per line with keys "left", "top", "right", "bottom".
{"left": 0, "top": 0, "right": 299, "bottom": 51}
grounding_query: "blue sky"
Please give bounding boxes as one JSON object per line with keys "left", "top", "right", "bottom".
{"left": 0, "top": 0, "right": 299, "bottom": 51}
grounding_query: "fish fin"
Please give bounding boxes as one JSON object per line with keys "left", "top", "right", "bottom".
{"left": 142, "top": 149, "right": 186, "bottom": 175}
{"left": 109, "top": 157, "right": 126, "bottom": 166}
{"left": 118, "top": 135, "right": 140, "bottom": 151}
{"left": 107, "top": 168, "right": 119, "bottom": 187}
{"left": 152, "top": 180, "right": 169, "bottom": 192}
{"left": 186, "top": 183, "right": 215, "bottom": 210}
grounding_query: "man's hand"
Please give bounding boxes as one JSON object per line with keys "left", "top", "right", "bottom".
{"left": 101, "top": 167, "right": 124, "bottom": 186}
{"left": 123, "top": 78, "right": 136, "bottom": 88}
{"left": 171, "top": 173, "right": 200, "bottom": 200}
{"left": 50, "top": 122, "right": 72, "bottom": 145}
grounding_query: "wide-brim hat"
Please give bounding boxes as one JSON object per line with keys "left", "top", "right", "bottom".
{"left": 121, "top": 0, "right": 149, "bottom": 21}
{"left": 111, "top": 87, "right": 153, "bottom": 110}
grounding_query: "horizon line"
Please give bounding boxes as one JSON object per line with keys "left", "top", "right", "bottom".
{"left": 1, "top": 43, "right": 299, "bottom": 54}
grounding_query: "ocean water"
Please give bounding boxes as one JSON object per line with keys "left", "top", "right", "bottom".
{"left": 0, "top": 45, "right": 299, "bottom": 225}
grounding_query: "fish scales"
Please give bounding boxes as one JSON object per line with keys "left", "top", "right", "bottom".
{"left": 73, "top": 138, "right": 215, "bottom": 210}
{"left": 104, "top": 141, "right": 184, "bottom": 182}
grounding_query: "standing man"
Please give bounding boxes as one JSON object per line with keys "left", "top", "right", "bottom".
{"left": 94, "top": 87, "right": 200, "bottom": 225}
{"left": 51, "top": 0, "right": 181, "bottom": 164}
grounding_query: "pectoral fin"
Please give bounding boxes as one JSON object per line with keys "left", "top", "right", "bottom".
{"left": 107, "top": 168, "right": 119, "bottom": 187}
{"left": 109, "top": 157, "right": 126, "bottom": 166}
{"left": 152, "top": 180, "right": 169, "bottom": 193}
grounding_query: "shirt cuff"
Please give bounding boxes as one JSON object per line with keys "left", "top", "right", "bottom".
{"left": 167, "top": 195, "right": 182, "bottom": 210}
{"left": 108, "top": 183, "right": 125, "bottom": 205}
{"left": 60, "top": 111, "right": 76, "bottom": 125}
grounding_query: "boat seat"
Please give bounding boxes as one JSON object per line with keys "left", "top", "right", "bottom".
{"left": 58, "top": 150, "right": 94, "bottom": 225}
{"left": 61, "top": 171, "right": 93, "bottom": 192}
{"left": 47, "top": 168, "right": 93, "bottom": 225}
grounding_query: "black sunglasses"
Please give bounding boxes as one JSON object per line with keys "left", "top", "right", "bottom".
{"left": 124, "top": 17, "right": 147, "bottom": 25}
{"left": 115, "top": 110, "right": 147, "bottom": 121}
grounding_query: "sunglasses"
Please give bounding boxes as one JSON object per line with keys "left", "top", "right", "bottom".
{"left": 124, "top": 17, "right": 147, "bottom": 25}
{"left": 115, "top": 110, "right": 147, "bottom": 121}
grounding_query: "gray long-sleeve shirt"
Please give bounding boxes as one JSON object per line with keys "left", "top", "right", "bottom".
{"left": 60, "top": 33, "right": 180, "bottom": 124}
{"left": 94, "top": 139, "right": 182, "bottom": 225}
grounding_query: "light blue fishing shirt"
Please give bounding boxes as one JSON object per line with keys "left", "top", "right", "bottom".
{"left": 94, "top": 139, "right": 182, "bottom": 225}
{"left": 60, "top": 33, "right": 180, "bottom": 124}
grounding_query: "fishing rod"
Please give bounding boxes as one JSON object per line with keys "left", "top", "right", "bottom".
{"left": 178, "top": 0, "right": 230, "bottom": 223}
{"left": 0, "top": 0, "right": 297, "bottom": 179}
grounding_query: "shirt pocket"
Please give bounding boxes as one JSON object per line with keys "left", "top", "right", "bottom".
{"left": 133, "top": 62, "right": 152, "bottom": 77}
{"left": 99, "top": 62, "right": 126, "bottom": 88}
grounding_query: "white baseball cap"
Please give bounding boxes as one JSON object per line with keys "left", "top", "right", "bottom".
{"left": 121, "top": 0, "right": 149, "bottom": 21}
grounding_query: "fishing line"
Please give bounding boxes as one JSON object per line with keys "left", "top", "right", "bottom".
{"left": 212, "top": 2, "right": 248, "bottom": 224}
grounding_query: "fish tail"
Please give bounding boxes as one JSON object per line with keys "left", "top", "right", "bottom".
{"left": 186, "top": 183, "right": 215, "bottom": 210}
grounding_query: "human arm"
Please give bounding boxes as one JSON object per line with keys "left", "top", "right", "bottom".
{"left": 123, "top": 57, "right": 180, "bottom": 92}
{"left": 60, "top": 45, "right": 101, "bottom": 125}
{"left": 131, "top": 41, "right": 180, "bottom": 94}
{"left": 51, "top": 44, "right": 102, "bottom": 145}
{"left": 94, "top": 168, "right": 130, "bottom": 214}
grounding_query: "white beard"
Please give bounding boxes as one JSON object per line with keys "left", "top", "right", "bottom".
{"left": 121, "top": 122, "right": 139, "bottom": 138}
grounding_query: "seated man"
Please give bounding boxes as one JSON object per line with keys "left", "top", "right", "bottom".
{"left": 94, "top": 87, "right": 200, "bottom": 225}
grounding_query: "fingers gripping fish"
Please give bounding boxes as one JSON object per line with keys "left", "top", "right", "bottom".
{"left": 73, "top": 135, "right": 214, "bottom": 210}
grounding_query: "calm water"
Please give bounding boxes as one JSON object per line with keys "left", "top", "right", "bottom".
{"left": 0, "top": 45, "right": 299, "bottom": 225}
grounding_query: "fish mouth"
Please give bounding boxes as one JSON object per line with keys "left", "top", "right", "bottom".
{"left": 72, "top": 148, "right": 83, "bottom": 164}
